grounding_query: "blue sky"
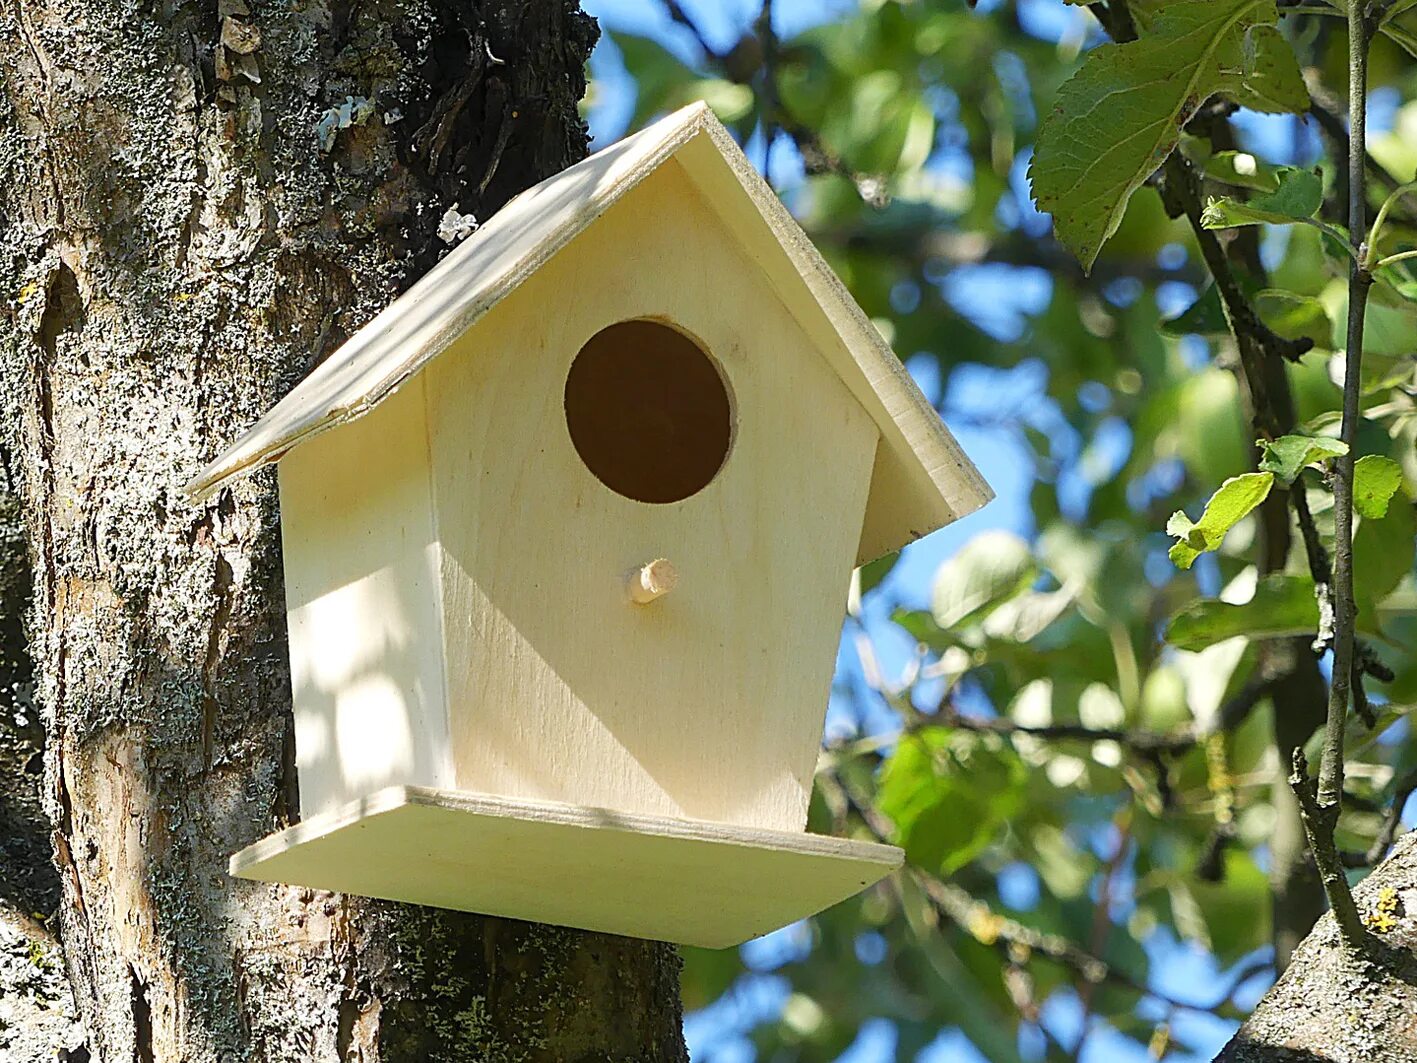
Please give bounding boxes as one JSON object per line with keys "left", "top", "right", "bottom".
{"left": 576, "top": 2, "right": 1404, "bottom": 1060}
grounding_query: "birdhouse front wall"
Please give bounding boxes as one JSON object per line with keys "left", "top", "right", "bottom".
{"left": 423, "top": 159, "right": 880, "bottom": 834}
{"left": 277, "top": 377, "right": 454, "bottom": 820}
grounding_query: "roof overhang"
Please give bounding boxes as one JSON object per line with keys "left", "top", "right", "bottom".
{"left": 182, "top": 102, "right": 991, "bottom": 564}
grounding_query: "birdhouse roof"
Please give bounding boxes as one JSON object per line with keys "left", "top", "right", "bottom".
{"left": 183, "top": 102, "right": 990, "bottom": 562}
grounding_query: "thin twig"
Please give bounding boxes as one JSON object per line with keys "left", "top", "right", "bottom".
{"left": 660, "top": 0, "right": 720, "bottom": 60}
{"left": 933, "top": 704, "right": 1198, "bottom": 754}
{"left": 921, "top": 670, "right": 1275, "bottom": 756}
{"left": 1291, "top": 750, "right": 1368, "bottom": 945}
{"left": 1290, "top": 479, "right": 1335, "bottom": 633}
{"left": 754, "top": 0, "right": 779, "bottom": 177}
{"left": 824, "top": 766, "right": 1264, "bottom": 1018}
{"left": 1290, "top": 0, "right": 1374, "bottom": 959}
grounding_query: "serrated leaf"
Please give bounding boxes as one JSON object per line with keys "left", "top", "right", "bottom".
{"left": 1201, "top": 167, "right": 1323, "bottom": 229}
{"left": 1257, "top": 434, "right": 1347, "bottom": 483}
{"left": 1164, "top": 574, "right": 1320, "bottom": 650}
{"left": 1354, "top": 455, "right": 1404, "bottom": 519}
{"left": 1168, "top": 472, "right": 1275, "bottom": 569}
{"left": 1030, "top": 0, "right": 1287, "bottom": 272}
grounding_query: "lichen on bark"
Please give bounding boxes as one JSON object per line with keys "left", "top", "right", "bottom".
{"left": 0, "top": 1, "right": 687, "bottom": 1059}
{"left": 1217, "top": 829, "right": 1417, "bottom": 1063}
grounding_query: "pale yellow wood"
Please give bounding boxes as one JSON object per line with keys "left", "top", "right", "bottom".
{"left": 181, "top": 102, "right": 991, "bottom": 563}
{"left": 229, "top": 787, "right": 902, "bottom": 949}
{"left": 627, "top": 559, "right": 678, "bottom": 605}
{"left": 670, "top": 126, "right": 993, "bottom": 563}
{"left": 277, "top": 378, "right": 453, "bottom": 819}
{"left": 421, "top": 159, "right": 879, "bottom": 834}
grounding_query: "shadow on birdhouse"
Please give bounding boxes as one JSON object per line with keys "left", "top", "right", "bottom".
{"left": 183, "top": 103, "right": 991, "bottom": 949}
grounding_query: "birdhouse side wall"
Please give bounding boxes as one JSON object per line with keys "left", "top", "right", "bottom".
{"left": 277, "top": 377, "right": 454, "bottom": 819}
{"left": 422, "top": 159, "right": 879, "bottom": 834}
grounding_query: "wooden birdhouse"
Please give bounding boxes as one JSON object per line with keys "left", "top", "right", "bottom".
{"left": 183, "top": 102, "right": 991, "bottom": 949}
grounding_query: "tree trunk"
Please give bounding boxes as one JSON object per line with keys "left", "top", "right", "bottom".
{"left": 0, "top": 1, "right": 688, "bottom": 1060}
{"left": 1215, "top": 829, "right": 1417, "bottom": 1062}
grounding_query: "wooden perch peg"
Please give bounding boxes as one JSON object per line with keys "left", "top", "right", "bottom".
{"left": 628, "top": 559, "right": 679, "bottom": 604}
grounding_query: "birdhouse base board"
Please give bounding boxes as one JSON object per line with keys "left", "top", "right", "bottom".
{"left": 230, "top": 786, "right": 902, "bottom": 949}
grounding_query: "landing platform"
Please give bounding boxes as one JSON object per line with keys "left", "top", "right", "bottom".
{"left": 230, "top": 786, "right": 902, "bottom": 949}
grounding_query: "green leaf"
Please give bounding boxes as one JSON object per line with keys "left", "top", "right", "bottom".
{"left": 1217, "top": 25, "right": 1310, "bottom": 114}
{"left": 1383, "top": 0, "right": 1417, "bottom": 22}
{"left": 1257, "top": 434, "right": 1347, "bottom": 483}
{"left": 1161, "top": 283, "right": 1230, "bottom": 337}
{"left": 878, "top": 729, "right": 1026, "bottom": 875}
{"left": 1354, "top": 454, "right": 1404, "bottom": 519}
{"left": 1253, "top": 289, "right": 1332, "bottom": 346}
{"left": 931, "top": 530, "right": 1035, "bottom": 630}
{"left": 1189, "top": 850, "right": 1272, "bottom": 963}
{"left": 1380, "top": 19, "right": 1417, "bottom": 59}
{"left": 1164, "top": 574, "right": 1320, "bottom": 651}
{"left": 1029, "top": 0, "right": 1289, "bottom": 271}
{"left": 1202, "top": 149, "right": 1284, "bottom": 192}
{"left": 1167, "top": 472, "right": 1275, "bottom": 569}
{"left": 1161, "top": 283, "right": 1330, "bottom": 343}
{"left": 1355, "top": 501, "right": 1416, "bottom": 613}
{"left": 1201, "top": 167, "right": 1324, "bottom": 229}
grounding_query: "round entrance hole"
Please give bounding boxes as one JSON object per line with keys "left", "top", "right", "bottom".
{"left": 564, "top": 319, "right": 734, "bottom": 504}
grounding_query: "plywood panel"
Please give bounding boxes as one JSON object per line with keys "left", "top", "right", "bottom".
{"left": 424, "top": 159, "right": 880, "bottom": 834}
{"left": 230, "top": 787, "right": 902, "bottom": 949}
{"left": 278, "top": 378, "right": 453, "bottom": 818}
{"left": 184, "top": 103, "right": 991, "bottom": 566}
{"left": 670, "top": 130, "right": 993, "bottom": 564}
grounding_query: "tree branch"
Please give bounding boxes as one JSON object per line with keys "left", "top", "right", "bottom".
{"left": 1290, "top": 0, "right": 1376, "bottom": 957}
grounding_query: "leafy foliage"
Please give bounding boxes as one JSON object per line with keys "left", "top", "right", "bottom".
{"left": 1258, "top": 434, "right": 1347, "bottom": 483}
{"left": 1166, "top": 472, "right": 1274, "bottom": 569}
{"left": 1201, "top": 167, "right": 1324, "bottom": 229}
{"left": 597, "top": 0, "right": 1417, "bottom": 1058}
{"left": 1029, "top": 0, "right": 1305, "bottom": 270}
{"left": 1354, "top": 454, "right": 1404, "bottom": 519}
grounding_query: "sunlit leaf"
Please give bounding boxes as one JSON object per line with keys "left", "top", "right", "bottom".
{"left": 1167, "top": 472, "right": 1275, "bottom": 569}
{"left": 1257, "top": 434, "right": 1347, "bottom": 483}
{"left": 878, "top": 729, "right": 1026, "bottom": 876}
{"left": 931, "top": 531, "right": 1035, "bottom": 630}
{"left": 1030, "top": 0, "right": 1295, "bottom": 271}
{"left": 1354, "top": 454, "right": 1404, "bottom": 518}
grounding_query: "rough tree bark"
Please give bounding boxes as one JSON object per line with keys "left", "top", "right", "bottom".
{"left": 0, "top": 1, "right": 687, "bottom": 1060}
{"left": 1216, "top": 829, "right": 1417, "bottom": 1063}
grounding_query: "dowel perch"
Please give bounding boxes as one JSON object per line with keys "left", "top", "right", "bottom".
{"left": 628, "top": 559, "right": 679, "bottom": 604}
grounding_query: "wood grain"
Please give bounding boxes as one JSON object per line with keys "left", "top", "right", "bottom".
{"left": 231, "top": 787, "right": 903, "bottom": 949}
{"left": 424, "top": 159, "right": 878, "bottom": 833}
{"left": 182, "top": 102, "right": 990, "bottom": 565}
